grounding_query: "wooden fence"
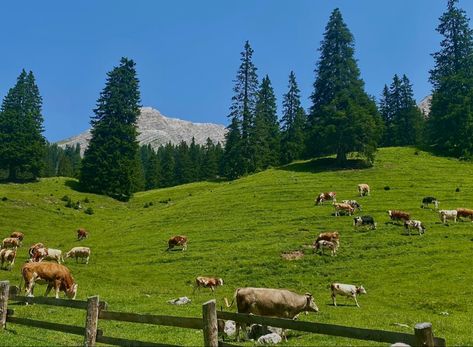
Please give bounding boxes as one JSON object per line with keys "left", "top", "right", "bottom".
{"left": 0, "top": 281, "right": 446, "bottom": 347}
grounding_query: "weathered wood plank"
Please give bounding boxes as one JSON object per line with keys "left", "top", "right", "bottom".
{"left": 7, "top": 316, "right": 85, "bottom": 336}
{"left": 96, "top": 334, "right": 179, "bottom": 347}
{"left": 415, "top": 322, "right": 434, "bottom": 347}
{"left": 0, "top": 281, "right": 9, "bottom": 330}
{"left": 217, "top": 311, "right": 417, "bottom": 345}
{"left": 10, "top": 295, "right": 88, "bottom": 309}
{"left": 99, "top": 310, "right": 203, "bottom": 329}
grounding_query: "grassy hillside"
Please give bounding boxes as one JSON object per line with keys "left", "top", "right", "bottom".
{"left": 0, "top": 147, "right": 472, "bottom": 346}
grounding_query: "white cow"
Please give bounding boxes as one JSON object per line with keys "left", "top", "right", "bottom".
{"left": 330, "top": 283, "right": 366, "bottom": 307}
{"left": 439, "top": 210, "right": 457, "bottom": 224}
{"left": 65, "top": 247, "right": 90, "bottom": 264}
{"left": 315, "top": 240, "right": 338, "bottom": 256}
{"left": 404, "top": 220, "right": 426, "bottom": 235}
{"left": 42, "top": 248, "right": 64, "bottom": 264}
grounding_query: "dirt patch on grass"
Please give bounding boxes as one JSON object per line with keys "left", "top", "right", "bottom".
{"left": 281, "top": 250, "right": 305, "bottom": 261}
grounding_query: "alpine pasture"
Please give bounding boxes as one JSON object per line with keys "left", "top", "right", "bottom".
{"left": 0, "top": 147, "right": 472, "bottom": 345}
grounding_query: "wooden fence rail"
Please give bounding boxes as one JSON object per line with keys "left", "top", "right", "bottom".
{"left": 0, "top": 281, "right": 446, "bottom": 347}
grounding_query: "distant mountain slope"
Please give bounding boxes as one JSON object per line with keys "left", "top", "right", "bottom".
{"left": 418, "top": 95, "right": 432, "bottom": 117}
{"left": 57, "top": 107, "right": 227, "bottom": 153}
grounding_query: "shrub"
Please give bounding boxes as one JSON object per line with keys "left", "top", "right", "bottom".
{"left": 456, "top": 187, "right": 461, "bottom": 192}
{"left": 384, "top": 186, "right": 391, "bottom": 191}
{"left": 1, "top": 197, "right": 7, "bottom": 201}
{"left": 84, "top": 207, "right": 94, "bottom": 215}
{"left": 83, "top": 197, "right": 90, "bottom": 203}
{"left": 61, "top": 195, "right": 70, "bottom": 202}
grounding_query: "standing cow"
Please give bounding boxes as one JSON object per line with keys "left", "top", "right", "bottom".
{"left": 315, "top": 192, "right": 336, "bottom": 205}
{"left": 1, "top": 237, "right": 20, "bottom": 250}
{"left": 193, "top": 276, "right": 224, "bottom": 293}
{"left": 421, "top": 197, "right": 439, "bottom": 209}
{"left": 358, "top": 184, "right": 370, "bottom": 197}
{"left": 330, "top": 283, "right": 367, "bottom": 307}
{"left": 229, "top": 287, "right": 319, "bottom": 341}
{"left": 10, "top": 231, "right": 24, "bottom": 243}
{"left": 77, "top": 228, "right": 89, "bottom": 241}
{"left": 65, "top": 247, "right": 91, "bottom": 264}
{"left": 167, "top": 235, "right": 188, "bottom": 251}
{"left": 0, "top": 249, "right": 16, "bottom": 270}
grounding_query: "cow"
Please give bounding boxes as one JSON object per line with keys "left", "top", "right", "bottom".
{"left": 330, "top": 283, "right": 366, "bottom": 307}
{"left": 30, "top": 247, "right": 48, "bottom": 263}
{"left": 421, "top": 197, "right": 439, "bottom": 209}
{"left": 28, "top": 243, "right": 45, "bottom": 259}
{"left": 77, "top": 228, "right": 89, "bottom": 241}
{"left": 65, "top": 247, "right": 90, "bottom": 264}
{"left": 353, "top": 216, "right": 376, "bottom": 230}
{"left": 404, "top": 220, "right": 426, "bottom": 235}
{"left": 315, "top": 192, "right": 336, "bottom": 205}
{"left": 193, "top": 276, "right": 224, "bottom": 293}
{"left": 1, "top": 237, "right": 20, "bottom": 250}
{"left": 314, "top": 240, "right": 337, "bottom": 256}
{"left": 167, "top": 235, "right": 188, "bottom": 251}
{"left": 333, "top": 202, "right": 354, "bottom": 216}
{"left": 439, "top": 210, "right": 457, "bottom": 224}
{"left": 314, "top": 231, "right": 340, "bottom": 249}
{"left": 456, "top": 208, "right": 473, "bottom": 221}
{"left": 341, "top": 200, "right": 362, "bottom": 212}
{"left": 229, "top": 287, "right": 319, "bottom": 341}
{"left": 358, "top": 184, "right": 370, "bottom": 197}
{"left": 32, "top": 248, "right": 64, "bottom": 264}
{"left": 10, "top": 231, "right": 24, "bottom": 242}
{"left": 21, "top": 262, "right": 78, "bottom": 299}
{"left": 387, "top": 210, "right": 411, "bottom": 223}
{"left": 0, "top": 249, "right": 16, "bottom": 270}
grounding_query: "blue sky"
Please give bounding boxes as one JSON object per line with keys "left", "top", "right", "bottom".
{"left": 1, "top": 0, "right": 472, "bottom": 142}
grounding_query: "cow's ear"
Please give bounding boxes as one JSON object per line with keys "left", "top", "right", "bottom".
{"left": 304, "top": 293, "right": 312, "bottom": 298}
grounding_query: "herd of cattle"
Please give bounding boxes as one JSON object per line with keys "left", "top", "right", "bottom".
{"left": 1, "top": 182, "right": 471, "bottom": 342}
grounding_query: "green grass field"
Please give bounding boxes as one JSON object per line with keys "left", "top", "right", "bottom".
{"left": 0, "top": 147, "right": 472, "bottom": 346}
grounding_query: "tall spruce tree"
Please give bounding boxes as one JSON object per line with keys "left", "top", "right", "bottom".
{"left": 307, "top": 9, "right": 381, "bottom": 164}
{"left": 280, "top": 71, "right": 306, "bottom": 164}
{"left": 80, "top": 58, "right": 141, "bottom": 201}
{"left": 0, "top": 70, "right": 46, "bottom": 181}
{"left": 223, "top": 41, "right": 259, "bottom": 177}
{"left": 201, "top": 138, "right": 219, "bottom": 179}
{"left": 251, "top": 75, "right": 280, "bottom": 170}
{"left": 428, "top": 0, "right": 473, "bottom": 157}
{"left": 159, "top": 143, "right": 176, "bottom": 187}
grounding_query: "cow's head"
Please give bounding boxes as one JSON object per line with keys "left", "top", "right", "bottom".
{"left": 218, "top": 278, "right": 224, "bottom": 286}
{"left": 357, "top": 286, "right": 367, "bottom": 295}
{"left": 387, "top": 210, "right": 392, "bottom": 217}
{"left": 304, "top": 293, "right": 319, "bottom": 312}
{"left": 66, "top": 283, "right": 78, "bottom": 300}
{"left": 353, "top": 217, "right": 361, "bottom": 226}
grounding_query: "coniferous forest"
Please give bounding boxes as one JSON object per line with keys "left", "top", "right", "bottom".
{"left": 0, "top": 1, "right": 472, "bottom": 200}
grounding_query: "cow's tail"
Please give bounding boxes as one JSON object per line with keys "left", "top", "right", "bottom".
{"left": 224, "top": 288, "right": 239, "bottom": 308}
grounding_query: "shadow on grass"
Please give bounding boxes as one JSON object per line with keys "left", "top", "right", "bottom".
{"left": 64, "top": 179, "right": 87, "bottom": 193}
{"left": 278, "top": 157, "right": 371, "bottom": 174}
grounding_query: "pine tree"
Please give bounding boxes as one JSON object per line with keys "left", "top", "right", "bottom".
{"left": 188, "top": 137, "right": 201, "bottom": 181}
{"left": 428, "top": 0, "right": 473, "bottom": 157}
{"left": 79, "top": 58, "right": 142, "bottom": 201}
{"left": 280, "top": 71, "right": 306, "bottom": 164}
{"left": 379, "top": 85, "right": 392, "bottom": 147}
{"left": 201, "top": 138, "right": 219, "bottom": 179}
{"left": 159, "top": 143, "right": 176, "bottom": 187}
{"left": 223, "top": 41, "right": 259, "bottom": 177}
{"left": 307, "top": 9, "right": 381, "bottom": 164}
{"left": 251, "top": 75, "right": 280, "bottom": 170}
{"left": 0, "top": 70, "right": 46, "bottom": 181}
{"left": 174, "top": 141, "right": 193, "bottom": 184}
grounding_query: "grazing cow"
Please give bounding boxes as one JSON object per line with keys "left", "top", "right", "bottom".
{"left": 387, "top": 210, "right": 411, "bottom": 223}
{"left": 10, "top": 231, "right": 24, "bottom": 242}
{"left": 229, "top": 287, "right": 319, "bottom": 341}
{"left": 167, "top": 235, "right": 188, "bottom": 251}
{"left": 314, "top": 231, "right": 340, "bottom": 249}
{"left": 456, "top": 208, "right": 473, "bottom": 221}
{"left": 65, "top": 247, "right": 90, "bottom": 264}
{"left": 353, "top": 216, "right": 376, "bottom": 230}
{"left": 1, "top": 237, "right": 20, "bottom": 250}
{"left": 315, "top": 192, "right": 336, "bottom": 205}
{"left": 342, "top": 200, "right": 362, "bottom": 212}
{"left": 358, "top": 184, "right": 370, "bottom": 197}
{"left": 404, "top": 220, "right": 426, "bottom": 235}
{"left": 333, "top": 202, "right": 354, "bottom": 216}
{"left": 330, "top": 283, "right": 367, "bottom": 307}
{"left": 421, "top": 197, "right": 439, "bottom": 209}
{"left": 0, "top": 249, "right": 16, "bottom": 270}
{"left": 77, "top": 228, "right": 89, "bottom": 241}
{"left": 439, "top": 210, "right": 457, "bottom": 224}
{"left": 314, "top": 240, "right": 338, "bottom": 256}
{"left": 193, "top": 276, "right": 224, "bottom": 293}
{"left": 21, "top": 262, "right": 78, "bottom": 299}
{"left": 28, "top": 243, "right": 45, "bottom": 260}
{"left": 30, "top": 247, "right": 48, "bottom": 263}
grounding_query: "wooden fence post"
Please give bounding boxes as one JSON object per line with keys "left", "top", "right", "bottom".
{"left": 0, "top": 281, "right": 9, "bottom": 331}
{"left": 414, "top": 322, "right": 435, "bottom": 347}
{"left": 84, "top": 295, "right": 100, "bottom": 347}
{"left": 202, "top": 299, "right": 218, "bottom": 347}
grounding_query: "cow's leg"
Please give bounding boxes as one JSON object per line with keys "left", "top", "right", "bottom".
{"left": 26, "top": 280, "right": 35, "bottom": 297}
{"left": 354, "top": 296, "right": 360, "bottom": 307}
{"left": 85, "top": 256, "right": 89, "bottom": 264}
{"left": 45, "top": 284, "right": 52, "bottom": 297}
{"left": 332, "top": 293, "right": 337, "bottom": 306}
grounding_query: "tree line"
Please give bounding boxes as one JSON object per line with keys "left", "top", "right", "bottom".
{"left": 0, "top": 1, "right": 471, "bottom": 200}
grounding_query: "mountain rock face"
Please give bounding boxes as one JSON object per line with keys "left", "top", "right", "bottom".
{"left": 418, "top": 95, "right": 432, "bottom": 117}
{"left": 57, "top": 107, "right": 227, "bottom": 153}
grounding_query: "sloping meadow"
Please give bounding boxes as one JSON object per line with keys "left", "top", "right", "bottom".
{"left": 0, "top": 147, "right": 472, "bottom": 345}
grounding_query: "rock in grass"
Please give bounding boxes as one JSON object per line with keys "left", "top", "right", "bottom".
{"left": 257, "top": 333, "right": 282, "bottom": 345}
{"left": 167, "top": 296, "right": 191, "bottom": 305}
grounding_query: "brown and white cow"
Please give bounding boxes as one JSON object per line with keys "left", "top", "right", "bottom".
{"left": 193, "top": 276, "right": 224, "bottom": 293}
{"left": 358, "top": 184, "right": 370, "bottom": 197}
{"left": 314, "top": 240, "right": 338, "bottom": 256}
{"left": 404, "top": 220, "right": 426, "bottom": 235}
{"left": 0, "top": 249, "right": 16, "bottom": 270}
{"left": 77, "top": 228, "right": 89, "bottom": 241}
{"left": 1, "top": 237, "right": 20, "bottom": 250}
{"left": 65, "top": 247, "right": 90, "bottom": 264}
{"left": 387, "top": 210, "right": 411, "bottom": 223}
{"left": 333, "top": 202, "right": 355, "bottom": 216}
{"left": 10, "top": 231, "right": 24, "bottom": 242}
{"left": 456, "top": 208, "right": 473, "bottom": 221}
{"left": 31, "top": 247, "right": 64, "bottom": 264}
{"left": 229, "top": 287, "right": 319, "bottom": 341}
{"left": 330, "top": 283, "right": 366, "bottom": 307}
{"left": 314, "top": 231, "right": 340, "bottom": 249}
{"left": 167, "top": 235, "right": 188, "bottom": 251}
{"left": 21, "top": 262, "right": 78, "bottom": 299}
{"left": 315, "top": 192, "right": 336, "bottom": 205}
{"left": 28, "top": 243, "right": 45, "bottom": 260}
